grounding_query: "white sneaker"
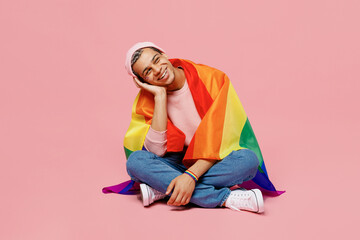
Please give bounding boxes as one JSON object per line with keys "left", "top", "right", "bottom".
{"left": 139, "top": 183, "right": 167, "bottom": 206}
{"left": 225, "top": 189, "right": 264, "bottom": 213}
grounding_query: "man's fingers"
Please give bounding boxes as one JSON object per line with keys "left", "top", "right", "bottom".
{"left": 180, "top": 195, "right": 188, "bottom": 206}
{"left": 166, "top": 180, "right": 175, "bottom": 195}
{"left": 167, "top": 189, "right": 179, "bottom": 205}
{"left": 174, "top": 194, "right": 184, "bottom": 206}
{"left": 133, "top": 77, "right": 142, "bottom": 88}
{"left": 182, "top": 194, "right": 191, "bottom": 206}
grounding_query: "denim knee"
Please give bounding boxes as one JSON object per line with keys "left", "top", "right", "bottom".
{"left": 242, "top": 149, "right": 260, "bottom": 177}
{"left": 230, "top": 149, "right": 259, "bottom": 177}
{"left": 126, "top": 150, "right": 153, "bottom": 178}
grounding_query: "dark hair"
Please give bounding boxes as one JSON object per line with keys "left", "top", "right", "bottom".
{"left": 131, "top": 47, "right": 163, "bottom": 83}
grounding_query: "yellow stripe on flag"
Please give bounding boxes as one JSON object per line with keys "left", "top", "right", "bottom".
{"left": 124, "top": 93, "right": 150, "bottom": 152}
{"left": 219, "top": 82, "right": 247, "bottom": 159}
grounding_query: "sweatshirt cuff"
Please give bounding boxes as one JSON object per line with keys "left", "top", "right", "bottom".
{"left": 146, "top": 126, "right": 167, "bottom": 143}
{"left": 143, "top": 126, "right": 167, "bottom": 157}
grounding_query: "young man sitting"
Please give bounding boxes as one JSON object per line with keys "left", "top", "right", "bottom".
{"left": 122, "top": 42, "right": 278, "bottom": 213}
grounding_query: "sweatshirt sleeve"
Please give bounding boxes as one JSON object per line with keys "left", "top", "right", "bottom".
{"left": 144, "top": 126, "right": 167, "bottom": 157}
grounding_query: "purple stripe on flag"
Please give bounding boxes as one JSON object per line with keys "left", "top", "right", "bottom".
{"left": 102, "top": 180, "right": 140, "bottom": 195}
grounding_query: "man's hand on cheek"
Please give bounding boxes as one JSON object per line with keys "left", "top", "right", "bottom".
{"left": 165, "top": 174, "right": 196, "bottom": 206}
{"left": 133, "top": 77, "right": 166, "bottom": 96}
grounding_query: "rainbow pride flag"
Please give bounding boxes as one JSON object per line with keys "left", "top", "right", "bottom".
{"left": 103, "top": 58, "right": 284, "bottom": 196}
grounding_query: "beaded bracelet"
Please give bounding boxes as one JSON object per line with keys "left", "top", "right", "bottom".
{"left": 184, "top": 170, "right": 199, "bottom": 182}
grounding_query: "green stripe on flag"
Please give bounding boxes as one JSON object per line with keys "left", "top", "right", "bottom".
{"left": 239, "top": 118, "right": 265, "bottom": 174}
{"left": 124, "top": 146, "right": 133, "bottom": 160}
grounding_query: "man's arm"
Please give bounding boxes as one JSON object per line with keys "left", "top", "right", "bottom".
{"left": 151, "top": 89, "right": 167, "bottom": 131}
{"left": 187, "top": 159, "right": 217, "bottom": 178}
{"left": 133, "top": 77, "right": 168, "bottom": 132}
{"left": 142, "top": 89, "right": 168, "bottom": 156}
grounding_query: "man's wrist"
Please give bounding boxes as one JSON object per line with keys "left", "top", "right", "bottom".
{"left": 154, "top": 88, "right": 167, "bottom": 98}
{"left": 187, "top": 159, "right": 217, "bottom": 179}
{"left": 184, "top": 170, "right": 199, "bottom": 183}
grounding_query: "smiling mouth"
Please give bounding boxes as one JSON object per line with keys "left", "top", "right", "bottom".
{"left": 159, "top": 68, "right": 167, "bottom": 80}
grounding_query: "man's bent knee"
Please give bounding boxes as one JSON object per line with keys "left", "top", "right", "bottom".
{"left": 242, "top": 149, "right": 260, "bottom": 177}
{"left": 231, "top": 149, "right": 259, "bottom": 175}
{"left": 126, "top": 150, "right": 154, "bottom": 177}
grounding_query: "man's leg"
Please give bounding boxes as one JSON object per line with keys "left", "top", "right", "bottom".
{"left": 196, "top": 148, "right": 260, "bottom": 207}
{"left": 199, "top": 148, "right": 260, "bottom": 189}
{"left": 126, "top": 150, "right": 230, "bottom": 208}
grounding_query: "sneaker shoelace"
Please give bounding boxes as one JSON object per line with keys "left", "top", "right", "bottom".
{"left": 152, "top": 188, "right": 166, "bottom": 201}
{"left": 229, "top": 191, "right": 253, "bottom": 211}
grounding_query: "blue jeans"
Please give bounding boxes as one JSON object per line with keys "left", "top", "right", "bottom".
{"left": 126, "top": 148, "right": 259, "bottom": 208}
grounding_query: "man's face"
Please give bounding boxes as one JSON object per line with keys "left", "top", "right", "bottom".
{"left": 132, "top": 48, "right": 175, "bottom": 87}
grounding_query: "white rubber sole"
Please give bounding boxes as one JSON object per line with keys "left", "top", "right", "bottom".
{"left": 139, "top": 183, "right": 151, "bottom": 206}
{"left": 251, "top": 189, "right": 264, "bottom": 213}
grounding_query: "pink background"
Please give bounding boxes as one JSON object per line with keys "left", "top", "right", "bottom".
{"left": 1, "top": 0, "right": 359, "bottom": 239}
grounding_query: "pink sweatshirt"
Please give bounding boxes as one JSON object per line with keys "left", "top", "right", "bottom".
{"left": 143, "top": 79, "right": 201, "bottom": 156}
